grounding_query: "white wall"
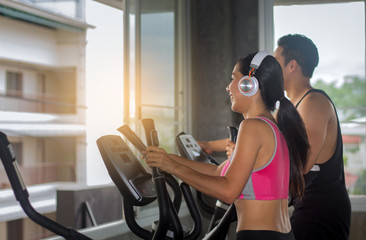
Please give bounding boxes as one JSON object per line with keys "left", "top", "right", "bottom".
{"left": 0, "top": 16, "right": 86, "bottom": 68}
{"left": 0, "top": 16, "right": 58, "bottom": 65}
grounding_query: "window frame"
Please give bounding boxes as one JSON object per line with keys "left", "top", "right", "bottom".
{"left": 123, "top": 0, "right": 190, "bottom": 147}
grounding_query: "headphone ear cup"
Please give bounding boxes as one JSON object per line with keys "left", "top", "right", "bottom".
{"left": 238, "top": 76, "right": 259, "bottom": 96}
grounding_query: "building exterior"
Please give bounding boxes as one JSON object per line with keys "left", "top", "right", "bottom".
{"left": 0, "top": 0, "right": 92, "bottom": 239}
{"left": 342, "top": 117, "right": 366, "bottom": 193}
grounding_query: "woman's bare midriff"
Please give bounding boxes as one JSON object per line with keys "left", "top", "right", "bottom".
{"left": 234, "top": 198, "right": 291, "bottom": 233}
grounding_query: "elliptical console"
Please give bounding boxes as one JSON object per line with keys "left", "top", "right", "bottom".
{"left": 176, "top": 133, "right": 218, "bottom": 165}
{"left": 97, "top": 135, "right": 156, "bottom": 206}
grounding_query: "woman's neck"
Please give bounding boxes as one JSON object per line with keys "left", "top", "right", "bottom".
{"left": 243, "top": 108, "right": 273, "bottom": 121}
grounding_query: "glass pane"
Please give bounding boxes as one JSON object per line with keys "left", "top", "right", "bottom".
{"left": 274, "top": 2, "right": 366, "bottom": 195}
{"left": 129, "top": 4, "right": 137, "bottom": 124}
{"left": 140, "top": 0, "right": 175, "bottom": 107}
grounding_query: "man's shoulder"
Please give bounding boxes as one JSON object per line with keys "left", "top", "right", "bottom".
{"left": 299, "top": 90, "right": 335, "bottom": 116}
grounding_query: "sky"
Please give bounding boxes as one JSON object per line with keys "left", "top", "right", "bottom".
{"left": 84, "top": 1, "right": 365, "bottom": 185}
{"left": 274, "top": 2, "right": 365, "bottom": 85}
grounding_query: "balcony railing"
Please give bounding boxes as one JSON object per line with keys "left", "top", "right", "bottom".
{"left": 0, "top": 90, "right": 86, "bottom": 114}
{"left": 24, "top": 0, "right": 85, "bottom": 20}
{"left": 0, "top": 162, "right": 75, "bottom": 189}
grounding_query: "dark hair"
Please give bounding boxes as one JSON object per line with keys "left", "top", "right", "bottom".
{"left": 238, "top": 52, "right": 309, "bottom": 199}
{"left": 277, "top": 34, "right": 319, "bottom": 78}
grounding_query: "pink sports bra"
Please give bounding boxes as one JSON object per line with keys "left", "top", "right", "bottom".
{"left": 220, "top": 117, "right": 290, "bottom": 200}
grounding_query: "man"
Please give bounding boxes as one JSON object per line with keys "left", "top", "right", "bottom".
{"left": 274, "top": 34, "right": 351, "bottom": 240}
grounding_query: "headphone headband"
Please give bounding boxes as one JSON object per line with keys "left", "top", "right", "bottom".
{"left": 250, "top": 51, "right": 270, "bottom": 70}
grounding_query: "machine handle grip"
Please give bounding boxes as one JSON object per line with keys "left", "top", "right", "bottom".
{"left": 0, "top": 132, "right": 29, "bottom": 202}
{"left": 227, "top": 126, "right": 238, "bottom": 143}
{"left": 141, "top": 118, "right": 159, "bottom": 147}
{"left": 117, "top": 125, "right": 147, "bottom": 154}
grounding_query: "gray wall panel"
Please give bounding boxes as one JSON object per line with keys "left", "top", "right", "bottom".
{"left": 190, "top": 0, "right": 259, "bottom": 147}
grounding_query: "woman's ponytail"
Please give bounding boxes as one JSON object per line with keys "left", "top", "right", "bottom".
{"left": 277, "top": 97, "right": 309, "bottom": 199}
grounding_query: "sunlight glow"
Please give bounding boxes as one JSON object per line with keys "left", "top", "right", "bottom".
{"left": 85, "top": 1, "right": 124, "bottom": 185}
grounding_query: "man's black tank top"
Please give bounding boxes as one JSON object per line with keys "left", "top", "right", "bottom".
{"left": 291, "top": 88, "right": 351, "bottom": 240}
{"left": 295, "top": 89, "right": 346, "bottom": 190}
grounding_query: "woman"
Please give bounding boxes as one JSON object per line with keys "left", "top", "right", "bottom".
{"left": 145, "top": 52, "right": 309, "bottom": 240}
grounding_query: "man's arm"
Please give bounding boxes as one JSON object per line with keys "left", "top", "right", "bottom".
{"left": 197, "top": 138, "right": 230, "bottom": 155}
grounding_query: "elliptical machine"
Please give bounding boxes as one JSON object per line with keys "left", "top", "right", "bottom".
{"left": 0, "top": 131, "right": 92, "bottom": 240}
{"left": 175, "top": 126, "right": 238, "bottom": 239}
{"left": 97, "top": 118, "right": 239, "bottom": 239}
{"left": 97, "top": 119, "right": 202, "bottom": 240}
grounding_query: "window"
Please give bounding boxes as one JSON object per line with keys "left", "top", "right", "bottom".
{"left": 36, "top": 73, "right": 46, "bottom": 112}
{"left": 85, "top": 0, "right": 124, "bottom": 185}
{"left": 124, "top": 0, "right": 186, "bottom": 153}
{"left": 274, "top": 1, "right": 366, "bottom": 195}
{"left": 6, "top": 71, "right": 23, "bottom": 97}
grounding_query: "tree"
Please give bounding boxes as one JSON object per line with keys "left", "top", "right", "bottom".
{"left": 313, "top": 75, "right": 366, "bottom": 121}
{"left": 352, "top": 169, "right": 366, "bottom": 195}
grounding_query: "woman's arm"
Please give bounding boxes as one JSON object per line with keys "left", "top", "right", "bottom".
{"left": 145, "top": 119, "right": 261, "bottom": 203}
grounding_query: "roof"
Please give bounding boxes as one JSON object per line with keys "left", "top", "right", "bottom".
{"left": 343, "top": 135, "right": 362, "bottom": 144}
{"left": 0, "top": 0, "right": 95, "bottom": 31}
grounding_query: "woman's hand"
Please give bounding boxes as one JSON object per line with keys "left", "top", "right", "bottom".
{"left": 197, "top": 141, "right": 213, "bottom": 155}
{"left": 225, "top": 140, "right": 235, "bottom": 158}
{"left": 144, "top": 146, "right": 177, "bottom": 174}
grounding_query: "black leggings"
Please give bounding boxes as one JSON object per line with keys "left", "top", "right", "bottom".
{"left": 236, "top": 230, "right": 295, "bottom": 240}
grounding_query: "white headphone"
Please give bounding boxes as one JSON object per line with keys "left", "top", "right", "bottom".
{"left": 238, "top": 51, "right": 270, "bottom": 96}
